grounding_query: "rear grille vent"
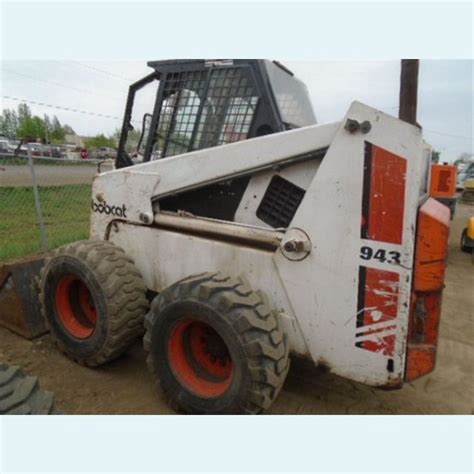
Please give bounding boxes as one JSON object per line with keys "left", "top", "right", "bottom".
{"left": 256, "top": 175, "right": 305, "bottom": 228}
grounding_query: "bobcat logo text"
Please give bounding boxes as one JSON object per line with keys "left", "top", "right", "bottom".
{"left": 91, "top": 200, "right": 127, "bottom": 218}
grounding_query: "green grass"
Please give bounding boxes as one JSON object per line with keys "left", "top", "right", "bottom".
{"left": 0, "top": 184, "right": 92, "bottom": 261}
{"left": 0, "top": 155, "right": 96, "bottom": 166}
{"left": 0, "top": 156, "right": 33, "bottom": 166}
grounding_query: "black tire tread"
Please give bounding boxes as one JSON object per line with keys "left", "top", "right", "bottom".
{"left": 144, "top": 271, "right": 290, "bottom": 414}
{"left": 0, "top": 363, "right": 58, "bottom": 414}
{"left": 460, "top": 229, "right": 471, "bottom": 253}
{"left": 39, "top": 240, "right": 149, "bottom": 367}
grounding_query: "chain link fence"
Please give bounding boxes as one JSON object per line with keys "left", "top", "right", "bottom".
{"left": 0, "top": 146, "right": 110, "bottom": 262}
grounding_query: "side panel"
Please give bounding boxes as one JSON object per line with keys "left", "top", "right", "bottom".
{"left": 109, "top": 224, "right": 310, "bottom": 358}
{"left": 93, "top": 102, "right": 429, "bottom": 387}
{"left": 274, "top": 102, "right": 424, "bottom": 387}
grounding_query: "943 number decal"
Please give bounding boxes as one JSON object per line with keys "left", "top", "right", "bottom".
{"left": 360, "top": 246, "right": 401, "bottom": 264}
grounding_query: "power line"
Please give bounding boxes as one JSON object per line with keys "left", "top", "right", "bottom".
{"left": 1, "top": 95, "right": 470, "bottom": 144}
{"left": 376, "top": 106, "right": 472, "bottom": 141}
{"left": 68, "top": 61, "right": 135, "bottom": 83}
{"left": 2, "top": 95, "right": 126, "bottom": 122}
{"left": 424, "top": 129, "right": 472, "bottom": 140}
{"left": 1, "top": 68, "right": 124, "bottom": 100}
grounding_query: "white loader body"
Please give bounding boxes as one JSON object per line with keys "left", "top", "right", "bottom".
{"left": 90, "top": 102, "right": 438, "bottom": 388}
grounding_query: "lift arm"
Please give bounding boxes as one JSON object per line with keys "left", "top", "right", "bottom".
{"left": 91, "top": 120, "right": 340, "bottom": 237}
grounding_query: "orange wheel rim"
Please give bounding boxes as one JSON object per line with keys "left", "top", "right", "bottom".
{"left": 55, "top": 275, "right": 97, "bottom": 339}
{"left": 167, "top": 319, "right": 234, "bottom": 398}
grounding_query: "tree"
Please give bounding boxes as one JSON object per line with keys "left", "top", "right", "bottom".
{"left": 0, "top": 104, "right": 76, "bottom": 142}
{"left": 431, "top": 150, "right": 440, "bottom": 163}
{"left": 49, "top": 115, "right": 65, "bottom": 142}
{"left": 17, "top": 103, "right": 32, "bottom": 128}
{"left": 43, "top": 114, "right": 51, "bottom": 142}
{"left": 16, "top": 115, "right": 46, "bottom": 140}
{"left": 84, "top": 134, "right": 116, "bottom": 149}
{"left": 62, "top": 124, "right": 75, "bottom": 135}
{"left": 0, "top": 109, "right": 19, "bottom": 138}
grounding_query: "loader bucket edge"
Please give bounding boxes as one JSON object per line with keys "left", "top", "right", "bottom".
{"left": 0, "top": 255, "right": 48, "bottom": 339}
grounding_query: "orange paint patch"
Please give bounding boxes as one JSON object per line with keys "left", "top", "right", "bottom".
{"left": 429, "top": 164, "right": 456, "bottom": 198}
{"left": 361, "top": 143, "right": 407, "bottom": 245}
{"left": 414, "top": 198, "right": 450, "bottom": 292}
{"left": 362, "top": 268, "right": 399, "bottom": 326}
{"left": 356, "top": 267, "right": 400, "bottom": 358}
{"left": 360, "top": 335, "right": 396, "bottom": 357}
{"left": 405, "top": 345, "right": 436, "bottom": 381}
{"left": 405, "top": 198, "right": 449, "bottom": 382}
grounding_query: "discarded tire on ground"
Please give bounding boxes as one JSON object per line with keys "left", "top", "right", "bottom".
{"left": 144, "top": 272, "right": 290, "bottom": 414}
{"left": 0, "top": 363, "right": 59, "bottom": 414}
{"left": 39, "top": 240, "right": 149, "bottom": 367}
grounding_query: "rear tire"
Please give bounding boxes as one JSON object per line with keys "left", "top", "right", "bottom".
{"left": 39, "top": 240, "right": 149, "bottom": 366}
{"left": 144, "top": 272, "right": 290, "bottom": 414}
{"left": 0, "top": 363, "right": 58, "bottom": 414}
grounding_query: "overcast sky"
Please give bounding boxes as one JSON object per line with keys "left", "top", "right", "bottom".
{"left": 0, "top": 60, "right": 472, "bottom": 162}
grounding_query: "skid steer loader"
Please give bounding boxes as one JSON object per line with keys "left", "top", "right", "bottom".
{"left": 38, "top": 60, "right": 450, "bottom": 414}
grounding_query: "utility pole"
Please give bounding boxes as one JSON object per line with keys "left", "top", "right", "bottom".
{"left": 399, "top": 59, "right": 419, "bottom": 125}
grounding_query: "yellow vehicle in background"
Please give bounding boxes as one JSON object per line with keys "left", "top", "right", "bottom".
{"left": 460, "top": 174, "right": 474, "bottom": 204}
{"left": 460, "top": 216, "right": 474, "bottom": 253}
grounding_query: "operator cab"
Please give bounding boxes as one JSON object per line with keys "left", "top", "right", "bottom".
{"left": 116, "top": 60, "right": 316, "bottom": 220}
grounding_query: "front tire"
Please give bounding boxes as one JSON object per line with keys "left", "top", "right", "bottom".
{"left": 39, "top": 240, "right": 149, "bottom": 366}
{"left": 144, "top": 272, "right": 290, "bottom": 414}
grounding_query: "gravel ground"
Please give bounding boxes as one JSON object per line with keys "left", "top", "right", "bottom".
{"left": 0, "top": 203, "right": 472, "bottom": 414}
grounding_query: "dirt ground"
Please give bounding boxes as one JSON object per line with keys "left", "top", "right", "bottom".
{"left": 0, "top": 204, "right": 472, "bottom": 414}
